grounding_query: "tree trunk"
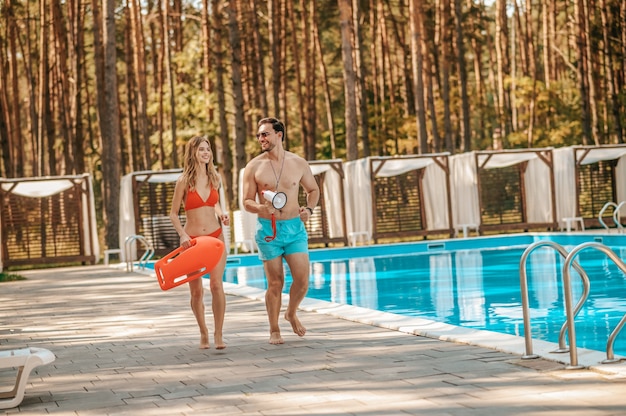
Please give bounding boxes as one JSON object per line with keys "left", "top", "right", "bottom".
{"left": 286, "top": 0, "right": 307, "bottom": 154}
{"left": 227, "top": 0, "right": 247, "bottom": 200}
{"left": 305, "top": 0, "right": 317, "bottom": 159}
{"left": 494, "top": 0, "right": 509, "bottom": 140}
{"left": 130, "top": 0, "right": 151, "bottom": 170}
{"left": 101, "top": 0, "right": 122, "bottom": 249}
{"left": 211, "top": 0, "right": 234, "bottom": 206}
{"left": 269, "top": 0, "right": 281, "bottom": 117}
{"left": 599, "top": 0, "right": 622, "bottom": 144}
{"left": 51, "top": 0, "right": 74, "bottom": 173}
{"left": 581, "top": 0, "right": 599, "bottom": 145}
{"left": 408, "top": 0, "right": 429, "bottom": 153}
{"left": 453, "top": 0, "right": 471, "bottom": 151}
{"left": 163, "top": 0, "right": 178, "bottom": 166}
{"left": 338, "top": 0, "right": 358, "bottom": 160}
{"left": 525, "top": 0, "right": 537, "bottom": 147}
{"left": 313, "top": 3, "right": 337, "bottom": 159}
{"left": 69, "top": 0, "right": 86, "bottom": 174}
{"left": 123, "top": 5, "right": 137, "bottom": 173}
{"left": 437, "top": 0, "right": 454, "bottom": 153}
{"left": 37, "top": 0, "right": 50, "bottom": 176}
{"left": 574, "top": 0, "right": 593, "bottom": 145}
{"left": 352, "top": 0, "right": 370, "bottom": 157}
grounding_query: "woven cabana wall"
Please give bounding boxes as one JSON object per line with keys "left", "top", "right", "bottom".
{"left": 572, "top": 145, "right": 626, "bottom": 229}
{"left": 371, "top": 154, "right": 453, "bottom": 241}
{"left": 0, "top": 174, "right": 99, "bottom": 270}
{"left": 301, "top": 160, "right": 349, "bottom": 246}
{"left": 474, "top": 149, "right": 558, "bottom": 234}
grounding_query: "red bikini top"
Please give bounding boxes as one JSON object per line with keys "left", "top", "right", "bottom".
{"left": 185, "top": 188, "right": 218, "bottom": 211}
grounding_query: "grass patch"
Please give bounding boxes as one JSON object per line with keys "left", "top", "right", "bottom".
{"left": 0, "top": 272, "right": 27, "bottom": 282}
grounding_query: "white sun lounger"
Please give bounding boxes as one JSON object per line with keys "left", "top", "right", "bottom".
{"left": 0, "top": 347, "right": 55, "bottom": 409}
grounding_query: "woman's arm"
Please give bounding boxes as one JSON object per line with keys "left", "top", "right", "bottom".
{"left": 169, "top": 178, "right": 191, "bottom": 246}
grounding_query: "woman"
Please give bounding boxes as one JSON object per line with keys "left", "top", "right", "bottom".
{"left": 169, "top": 136, "right": 229, "bottom": 349}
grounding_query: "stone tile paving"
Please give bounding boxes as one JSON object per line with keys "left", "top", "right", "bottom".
{"left": 1, "top": 265, "right": 625, "bottom": 416}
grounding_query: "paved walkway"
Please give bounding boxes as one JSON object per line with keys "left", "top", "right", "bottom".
{"left": 2, "top": 265, "right": 626, "bottom": 415}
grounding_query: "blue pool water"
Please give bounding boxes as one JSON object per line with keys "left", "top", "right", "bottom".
{"left": 220, "top": 233, "right": 626, "bottom": 356}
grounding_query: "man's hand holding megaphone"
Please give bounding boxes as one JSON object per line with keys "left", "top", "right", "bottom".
{"left": 261, "top": 189, "right": 287, "bottom": 210}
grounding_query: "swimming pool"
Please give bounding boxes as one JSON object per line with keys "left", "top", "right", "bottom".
{"left": 221, "top": 233, "right": 626, "bottom": 357}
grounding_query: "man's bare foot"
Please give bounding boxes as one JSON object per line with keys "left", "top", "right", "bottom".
{"left": 215, "top": 333, "right": 226, "bottom": 350}
{"left": 200, "top": 332, "right": 210, "bottom": 349}
{"left": 269, "top": 331, "right": 284, "bottom": 344}
{"left": 285, "top": 312, "right": 306, "bottom": 337}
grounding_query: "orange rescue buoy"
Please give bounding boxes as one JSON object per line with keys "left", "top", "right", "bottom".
{"left": 154, "top": 236, "right": 225, "bottom": 291}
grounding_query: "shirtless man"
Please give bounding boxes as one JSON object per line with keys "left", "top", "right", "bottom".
{"left": 242, "top": 117, "right": 320, "bottom": 345}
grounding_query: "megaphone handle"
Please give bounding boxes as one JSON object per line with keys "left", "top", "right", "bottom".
{"left": 264, "top": 213, "right": 277, "bottom": 242}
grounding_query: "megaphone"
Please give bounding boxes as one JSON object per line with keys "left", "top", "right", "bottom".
{"left": 262, "top": 190, "right": 287, "bottom": 209}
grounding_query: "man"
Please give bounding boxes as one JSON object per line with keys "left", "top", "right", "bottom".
{"left": 242, "top": 117, "right": 320, "bottom": 345}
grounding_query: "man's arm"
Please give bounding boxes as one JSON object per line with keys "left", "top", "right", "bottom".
{"left": 300, "top": 161, "right": 320, "bottom": 211}
{"left": 242, "top": 163, "right": 260, "bottom": 214}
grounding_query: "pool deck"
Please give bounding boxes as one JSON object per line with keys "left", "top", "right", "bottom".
{"left": 2, "top": 264, "right": 626, "bottom": 415}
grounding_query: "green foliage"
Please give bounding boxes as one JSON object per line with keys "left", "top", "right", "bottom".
{"left": 0, "top": 272, "right": 26, "bottom": 282}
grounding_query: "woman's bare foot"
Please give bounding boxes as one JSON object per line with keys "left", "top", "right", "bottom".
{"left": 269, "top": 331, "right": 284, "bottom": 344}
{"left": 215, "top": 333, "right": 226, "bottom": 350}
{"left": 200, "top": 332, "right": 210, "bottom": 349}
{"left": 285, "top": 312, "right": 306, "bottom": 337}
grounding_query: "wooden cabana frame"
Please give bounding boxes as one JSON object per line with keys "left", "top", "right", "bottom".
{"left": 303, "top": 160, "right": 349, "bottom": 246}
{"left": 475, "top": 149, "right": 558, "bottom": 234}
{"left": 368, "top": 154, "right": 454, "bottom": 243}
{"left": 573, "top": 144, "right": 626, "bottom": 229}
{"left": 126, "top": 169, "right": 183, "bottom": 258}
{"left": 0, "top": 174, "right": 98, "bottom": 270}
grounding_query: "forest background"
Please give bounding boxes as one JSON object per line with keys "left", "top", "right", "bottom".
{"left": 0, "top": 0, "right": 624, "bottom": 250}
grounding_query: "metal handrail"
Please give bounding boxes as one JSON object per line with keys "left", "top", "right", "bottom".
{"left": 562, "top": 242, "right": 626, "bottom": 367}
{"left": 124, "top": 235, "right": 155, "bottom": 272}
{"left": 613, "top": 201, "right": 625, "bottom": 232}
{"left": 519, "top": 241, "right": 589, "bottom": 359}
{"left": 599, "top": 201, "right": 618, "bottom": 230}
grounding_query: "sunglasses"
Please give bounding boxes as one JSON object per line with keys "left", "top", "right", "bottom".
{"left": 256, "top": 131, "right": 273, "bottom": 139}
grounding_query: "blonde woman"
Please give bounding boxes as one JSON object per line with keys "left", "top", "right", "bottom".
{"left": 169, "top": 136, "right": 229, "bottom": 349}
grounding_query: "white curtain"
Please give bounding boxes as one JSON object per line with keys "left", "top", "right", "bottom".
{"left": 322, "top": 166, "right": 346, "bottom": 238}
{"left": 119, "top": 174, "right": 136, "bottom": 260}
{"left": 450, "top": 152, "right": 480, "bottom": 226}
{"left": 553, "top": 147, "right": 577, "bottom": 226}
{"left": 525, "top": 157, "right": 553, "bottom": 222}
{"left": 423, "top": 162, "right": 451, "bottom": 229}
{"left": 617, "top": 155, "right": 626, "bottom": 205}
{"left": 344, "top": 158, "right": 373, "bottom": 236}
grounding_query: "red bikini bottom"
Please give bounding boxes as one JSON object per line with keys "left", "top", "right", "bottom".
{"left": 190, "top": 228, "right": 222, "bottom": 239}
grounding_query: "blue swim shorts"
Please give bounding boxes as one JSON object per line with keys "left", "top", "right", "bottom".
{"left": 255, "top": 216, "right": 309, "bottom": 261}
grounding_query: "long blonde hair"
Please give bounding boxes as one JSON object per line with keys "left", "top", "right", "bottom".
{"left": 181, "top": 136, "right": 221, "bottom": 191}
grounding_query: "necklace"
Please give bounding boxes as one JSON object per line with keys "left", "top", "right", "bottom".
{"left": 268, "top": 151, "right": 285, "bottom": 191}
{"left": 268, "top": 150, "right": 285, "bottom": 210}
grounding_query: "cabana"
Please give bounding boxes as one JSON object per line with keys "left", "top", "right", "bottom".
{"left": 345, "top": 153, "right": 454, "bottom": 243}
{"left": 0, "top": 174, "right": 99, "bottom": 271}
{"left": 450, "top": 148, "right": 558, "bottom": 234}
{"left": 555, "top": 145, "right": 626, "bottom": 229}
{"left": 119, "top": 169, "right": 230, "bottom": 258}
{"left": 305, "top": 160, "right": 349, "bottom": 246}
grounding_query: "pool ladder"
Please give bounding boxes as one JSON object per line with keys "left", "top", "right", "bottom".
{"left": 598, "top": 201, "right": 625, "bottom": 232}
{"left": 520, "top": 241, "right": 626, "bottom": 368}
{"left": 124, "top": 235, "right": 155, "bottom": 272}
